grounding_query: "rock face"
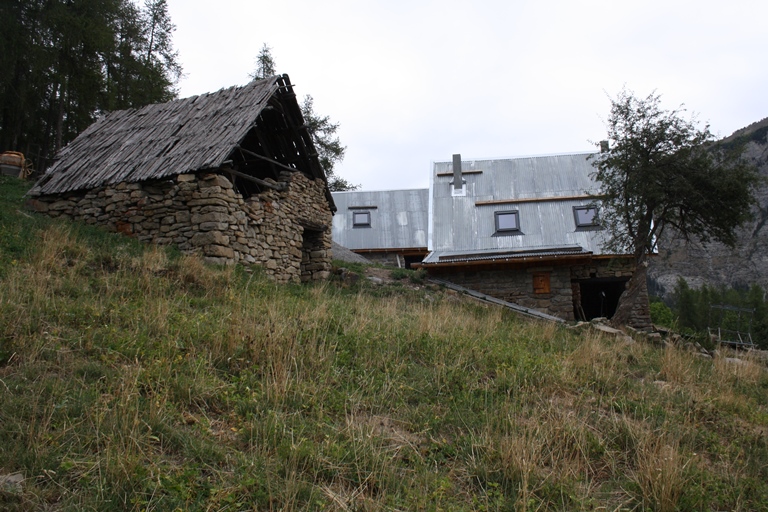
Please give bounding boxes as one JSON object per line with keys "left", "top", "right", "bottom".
{"left": 649, "top": 118, "right": 768, "bottom": 297}
{"left": 27, "top": 171, "right": 333, "bottom": 283}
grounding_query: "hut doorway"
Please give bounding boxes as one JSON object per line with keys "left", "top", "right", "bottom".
{"left": 573, "top": 277, "right": 628, "bottom": 321}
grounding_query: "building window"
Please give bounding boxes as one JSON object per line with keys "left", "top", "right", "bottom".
{"left": 352, "top": 210, "right": 371, "bottom": 227}
{"left": 573, "top": 205, "right": 599, "bottom": 228}
{"left": 533, "top": 272, "right": 551, "bottom": 294}
{"left": 495, "top": 210, "right": 520, "bottom": 233}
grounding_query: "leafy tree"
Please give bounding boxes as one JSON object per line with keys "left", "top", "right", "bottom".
{"left": 249, "top": 44, "right": 356, "bottom": 191}
{"left": 649, "top": 299, "right": 676, "bottom": 329}
{"left": 591, "top": 89, "right": 760, "bottom": 327}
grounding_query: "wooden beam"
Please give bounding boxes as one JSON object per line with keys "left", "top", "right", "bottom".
{"left": 475, "top": 195, "right": 595, "bottom": 206}
{"left": 235, "top": 145, "right": 298, "bottom": 175}
{"left": 351, "top": 247, "right": 428, "bottom": 254}
{"left": 421, "top": 252, "right": 594, "bottom": 269}
{"left": 250, "top": 127, "right": 281, "bottom": 180}
{"left": 436, "top": 170, "right": 483, "bottom": 177}
{"left": 298, "top": 219, "right": 328, "bottom": 232}
{"left": 222, "top": 166, "right": 285, "bottom": 191}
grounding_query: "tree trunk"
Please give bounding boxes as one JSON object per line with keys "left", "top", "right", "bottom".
{"left": 55, "top": 79, "right": 67, "bottom": 153}
{"left": 610, "top": 258, "right": 652, "bottom": 330}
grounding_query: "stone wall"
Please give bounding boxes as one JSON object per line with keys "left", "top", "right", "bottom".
{"left": 571, "top": 257, "right": 635, "bottom": 281}
{"left": 27, "top": 170, "right": 333, "bottom": 283}
{"left": 429, "top": 257, "right": 651, "bottom": 327}
{"left": 431, "top": 264, "right": 576, "bottom": 320}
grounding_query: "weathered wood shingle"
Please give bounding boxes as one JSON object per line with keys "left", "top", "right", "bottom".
{"left": 31, "top": 76, "right": 301, "bottom": 196}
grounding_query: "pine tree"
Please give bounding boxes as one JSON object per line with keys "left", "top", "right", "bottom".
{"left": 249, "top": 44, "right": 276, "bottom": 80}
{"left": 249, "top": 44, "right": 356, "bottom": 190}
{"left": 300, "top": 95, "right": 355, "bottom": 191}
{"left": 0, "top": 0, "right": 182, "bottom": 171}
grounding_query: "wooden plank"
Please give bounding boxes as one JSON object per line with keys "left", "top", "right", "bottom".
{"left": 475, "top": 194, "right": 595, "bottom": 206}
{"left": 224, "top": 167, "right": 285, "bottom": 191}
{"left": 429, "top": 278, "right": 565, "bottom": 323}
{"left": 236, "top": 145, "right": 298, "bottom": 174}
{"left": 436, "top": 170, "right": 483, "bottom": 176}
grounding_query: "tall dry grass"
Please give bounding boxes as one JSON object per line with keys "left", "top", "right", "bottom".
{"left": 1, "top": 190, "right": 767, "bottom": 510}
{"left": 631, "top": 429, "right": 693, "bottom": 512}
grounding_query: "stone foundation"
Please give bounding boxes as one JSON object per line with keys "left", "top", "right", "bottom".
{"left": 27, "top": 171, "right": 333, "bottom": 283}
{"left": 431, "top": 265, "right": 576, "bottom": 319}
{"left": 427, "top": 257, "right": 651, "bottom": 328}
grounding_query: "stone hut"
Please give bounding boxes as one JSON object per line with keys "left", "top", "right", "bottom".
{"left": 27, "top": 75, "right": 335, "bottom": 283}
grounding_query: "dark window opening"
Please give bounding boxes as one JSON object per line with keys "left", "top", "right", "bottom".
{"left": 228, "top": 119, "right": 290, "bottom": 199}
{"left": 573, "top": 277, "right": 628, "bottom": 320}
{"left": 403, "top": 255, "right": 424, "bottom": 269}
{"left": 495, "top": 210, "right": 520, "bottom": 234}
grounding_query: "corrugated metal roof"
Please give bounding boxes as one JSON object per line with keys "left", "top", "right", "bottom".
{"left": 30, "top": 75, "right": 327, "bottom": 197}
{"left": 331, "top": 189, "right": 429, "bottom": 251}
{"left": 421, "top": 245, "right": 591, "bottom": 265}
{"left": 428, "top": 152, "right": 610, "bottom": 257}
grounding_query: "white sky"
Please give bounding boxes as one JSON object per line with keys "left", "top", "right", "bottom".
{"left": 165, "top": 0, "right": 768, "bottom": 191}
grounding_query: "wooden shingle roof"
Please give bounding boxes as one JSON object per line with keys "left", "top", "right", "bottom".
{"left": 31, "top": 75, "right": 323, "bottom": 196}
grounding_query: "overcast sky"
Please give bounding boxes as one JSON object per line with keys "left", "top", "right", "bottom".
{"left": 165, "top": 0, "right": 767, "bottom": 191}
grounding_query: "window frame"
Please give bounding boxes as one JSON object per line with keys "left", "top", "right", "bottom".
{"left": 494, "top": 210, "right": 521, "bottom": 234}
{"left": 352, "top": 210, "right": 372, "bottom": 228}
{"left": 573, "top": 205, "right": 600, "bottom": 228}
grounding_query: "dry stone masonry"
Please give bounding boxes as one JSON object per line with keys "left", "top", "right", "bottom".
{"left": 429, "top": 257, "right": 648, "bottom": 327}
{"left": 28, "top": 171, "right": 332, "bottom": 283}
{"left": 438, "top": 266, "right": 576, "bottom": 319}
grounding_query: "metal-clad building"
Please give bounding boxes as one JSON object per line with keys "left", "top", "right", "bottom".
{"left": 328, "top": 152, "right": 648, "bottom": 326}
{"left": 420, "top": 152, "right": 646, "bottom": 327}
{"left": 425, "top": 152, "right": 606, "bottom": 262}
{"left": 331, "top": 188, "right": 429, "bottom": 267}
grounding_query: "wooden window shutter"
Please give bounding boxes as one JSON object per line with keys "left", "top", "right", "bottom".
{"left": 533, "top": 272, "right": 551, "bottom": 294}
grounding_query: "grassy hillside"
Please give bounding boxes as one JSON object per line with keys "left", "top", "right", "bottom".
{"left": 1, "top": 175, "right": 767, "bottom": 511}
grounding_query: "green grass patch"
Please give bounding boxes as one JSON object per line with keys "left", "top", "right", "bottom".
{"left": 1, "top": 175, "right": 767, "bottom": 510}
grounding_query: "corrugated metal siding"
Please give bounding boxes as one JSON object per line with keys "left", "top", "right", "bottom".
{"left": 430, "top": 152, "right": 608, "bottom": 255}
{"left": 331, "top": 189, "right": 429, "bottom": 250}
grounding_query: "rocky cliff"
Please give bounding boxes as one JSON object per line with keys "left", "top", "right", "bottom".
{"left": 649, "top": 118, "right": 768, "bottom": 298}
